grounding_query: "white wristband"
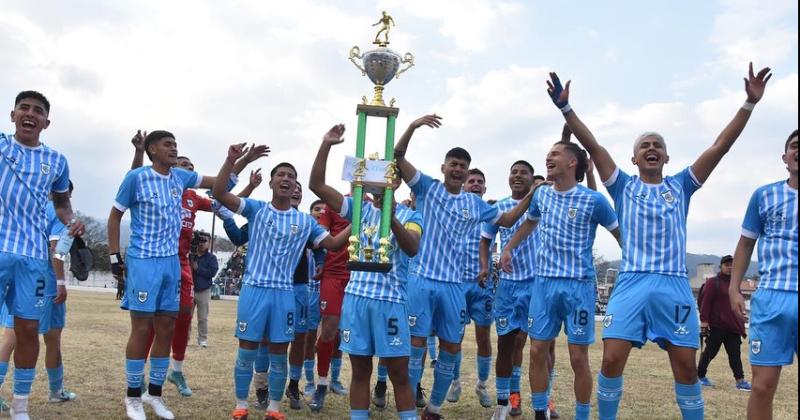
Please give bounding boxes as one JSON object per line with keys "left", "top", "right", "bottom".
{"left": 742, "top": 101, "right": 755, "bottom": 111}
{"left": 57, "top": 280, "right": 66, "bottom": 286}
{"left": 560, "top": 104, "right": 572, "bottom": 114}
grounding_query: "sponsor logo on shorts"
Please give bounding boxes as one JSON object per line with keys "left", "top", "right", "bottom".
{"left": 238, "top": 321, "right": 247, "bottom": 333}
{"left": 35, "top": 298, "right": 45, "bottom": 308}
{"left": 674, "top": 325, "right": 689, "bottom": 335}
{"left": 573, "top": 327, "right": 585, "bottom": 336}
{"left": 527, "top": 317, "right": 533, "bottom": 328}
{"left": 497, "top": 317, "right": 508, "bottom": 329}
{"left": 602, "top": 314, "right": 613, "bottom": 328}
{"left": 320, "top": 301, "right": 327, "bottom": 310}
{"left": 408, "top": 315, "right": 417, "bottom": 327}
{"left": 41, "top": 163, "right": 51, "bottom": 174}
{"left": 390, "top": 336, "right": 402, "bottom": 346}
{"left": 568, "top": 207, "right": 578, "bottom": 219}
{"left": 751, "top": 340, "right": 761, "bottom": 355}
{"left": 342, "top": 329, "right": 351, "bottom": 343}
{"left": 138, "top": 291, "right": 148, "bottom": 303}
{"left": 661, "top": 190, "right": 675, "bottom": 204}
{"left": 286, "top": 327, "right": 294, "bottom": 335}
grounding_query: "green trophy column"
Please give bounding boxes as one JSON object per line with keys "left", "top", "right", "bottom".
{"left": 349, "top": 111, "right": 368, "bottom": 261}
{"left": 380, "top": 114, "right": 396, "bottom": 238}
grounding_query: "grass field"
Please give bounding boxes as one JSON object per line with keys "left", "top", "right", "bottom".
{"left": 2, "top": 290, "right": 796, "bottom": 419}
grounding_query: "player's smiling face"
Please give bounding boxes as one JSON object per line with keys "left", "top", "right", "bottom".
{"left": 270, "top": 166, "right": 297, "bottom": 201}
{"left": 290, "top": 183, "right": 303, "bottom": 208}
{"left": 508, "top": 163, "right": 533, "bottom": 195}
{"left": 783, "top": 135, "right": 798, "bottom": 175}
{"left": 632, "top": 135, "right": 669, "bottom": 174}
{"left": 10, "top": 98, "right": 50, "bottom": 143}
{"left": 149, "top": 136, "right": 179, "bottom": 166}
{"left": 176, "top": 157, "right": 194, "bottom": 171}
{"left": 545, "top": 144, "right": 574, "bottom": 179}
{"left": 441, "top": 157, "right": 469, "bottom": 191}
{"left": 310, "top": 203, "right": 326, "bottom": 220}
{"left": 463, "top": 174, "right": 486, "bottom": 197}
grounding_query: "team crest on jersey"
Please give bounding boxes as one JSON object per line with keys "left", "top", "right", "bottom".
{"left": 751, "top": 340, "right": 761, "bottom": 355}
{"left": 568, "top": 207, "right": 578, "bottom": 219}
{"left": 138, "top": 291, "right": 149, "bottom": 303}
{"left": 497, "top": 317, "right": 508, "bottom": 329}
{"left": 408, "top": 315, "right": 417, "bottom": 327}
{"left": 40, "top": 163, "right": 51, "bottom": 174}
{"left": 661, "top": 190, "right": 675, "bottom": 204}
{"left": 320, "top": 300, "right": 327, "bottom": 310}
{"left": 342, "top": 329, "right": 351, "bottom": 343}
{"left": 462, "top": 208, "right": 471, "bottom": 219}
{"left": 238, "top": 321, "right": 247, "bottom": 333}
{"left": 602, "top": 314, "right": 613, "bottom": 328}
{"left": 527, "top": 317, "right": 534, "bottom": 328}
{"left": 290, "top": 224, "right": 298, "bottom": 234}
{"left": 171, "top": 188, "right": 179, "bottom": 198}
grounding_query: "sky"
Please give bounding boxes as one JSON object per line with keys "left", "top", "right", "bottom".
{"left": 1, "top": 0, "right": 797, "bottom": 261}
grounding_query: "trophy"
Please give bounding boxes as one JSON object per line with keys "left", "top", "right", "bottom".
{"left": 343, "top": 11, "right": 414, "bottom": 273}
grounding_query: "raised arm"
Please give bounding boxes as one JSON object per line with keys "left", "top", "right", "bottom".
{"left": 690, "top": 62, "right": 771, "bottom": 184}
{"left": 585, "top": 157, "right": 598, "bottom": 191}
{"left": 238, "top": 169, "right": 262, "bottom": 198}
{"left": 309, "top": 124, "right": 346, "bottom": 213}
{"left": 499, "top": 218, "right": 538, "bottom": 273}
{"left": 394, "top": 114, "right": 442, "bottom": 183}
{"left": 496, "top": 190, "right": 534, "bottom": 227}
{"left": 199, "top": 144, "right": 270, "bottom": 190}
{"left": 318, "top": 224, "right": 352, "bottom": 251}
{"left": 131, "top": 130, "right": 147, "bottom": 170}
{"left": 232, "top": 143, "right": 270, "bottom": 176}
{"left": 547, "top": 73, "right": 617, "bottom": 182}
{"left": 213, "top": 144, "right": 249, "bottom": 212}
{"left": 730, "top": 235, "right": 757, "bottom": 321}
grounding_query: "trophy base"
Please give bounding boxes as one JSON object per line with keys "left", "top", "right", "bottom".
{"left": 357, "top": 104, "right": 399, "bottom": 117}
{"left": 347, "top": 261, "right": 393, "bottom": 273}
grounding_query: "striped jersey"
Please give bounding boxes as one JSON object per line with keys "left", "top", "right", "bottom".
{"left": 308, "top": 249, "right": 321, "bottom": 293}
{"left": 114, "top": 166, "right": 200, "bottom": 258}
{"left": 604, "top": 167, "right": 701, "bottom": 277}
{"left": 483, "top": 196, "right": 537, "bottom": 281}
{"left": 741, "top": 181, "right": 798, "bottom": 292}
{"left": 237, "top": 198, "right": 328, "bottom": 290}
{"left": 527, "top": 185, "right": 618, "bottom": 280}
{"left": 44, "top": 202, "right": 67, "bottom": 296}
{"left": 409, "top": 171, "right": 501, "bottom": 283}
{"left": 341, "top": 197, "right": 423, "bottom": 303}
{"left": 463, "top": 219, "right": 484, "bottom": 282}
{"left": 0, "top": 132, "right": 70, "bottom": 260}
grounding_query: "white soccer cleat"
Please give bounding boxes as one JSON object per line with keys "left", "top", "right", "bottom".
{"left": 490, "top": 404, "right": 510, "bottom": 420}
{"left": 446, "top": 379, "right": 462, "bottom": 402}
{"left": 474, "top": 382, "right": 492, "bottom": 408}
{"left": 142, "top": 392, "right": 175, "bottom": 419}
{"left": 125, "top": 397, "right": 147, "bottom": 420}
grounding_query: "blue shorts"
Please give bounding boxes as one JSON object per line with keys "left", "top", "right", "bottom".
{"left": 235, "top": 285, "right": 295, "bottom": 344}
{"left": 748, "top": 288, "right": 798, "bottom": 366}
{"left": 494, "top": 278, "right": 533, "bottom": 336}
{"left": 407, "top": 276, "right": 466, "bottom": 344}
{"left": 1, "top": 297, "right": 64, "bottom": 334}
{"left": 307, "top": 289, "right": 321, "bottom": 331}
{"left": 0, "top": 252, "right": 50, "bottom": 320}
{"left": 463, "top": 281, "right": 493, "bottom": 327}
{"left": 528, "top": 277, "right": 595, "bottom": 345}
{"left": 293, "top": 283, "right": 309, "bottom": 334}
{"left": 121, "top": 255, "right": 181, "bottom": 314}
{"left": 340, "top": 294, "right": 410, "bottom": 358}
{"left": 602, "top": 272, "right": 699, "bottom": 349}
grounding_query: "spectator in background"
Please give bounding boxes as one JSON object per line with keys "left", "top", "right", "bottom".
{"left": 191, "top": 232, "right": 219, "bottom": 348}
{"left": 697, "top": 255, "right": 751, "bottom": 391}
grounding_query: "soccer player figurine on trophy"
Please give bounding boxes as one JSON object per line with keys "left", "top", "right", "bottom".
{"left": 343, "top": 12, "right": 415, "bottom": 272}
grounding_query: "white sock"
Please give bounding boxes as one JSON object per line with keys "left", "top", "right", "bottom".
{"left": 171, "top": 358, "right": 183, "bottom": 372}
{"left": 477, "top": 379, "right": 486, "bottom": 387}
{"left": 267, "top": 400, "right": 281, "bottom": 412}
{"left": 11, "top": 395, "right": 28, "bottom": 411}
{"left": 319, "top": 376, "right": 329, "bottom": 386}
{"left": 236, "top": 399, "right": 248, "bottom": 409}
{"left": 427, "top": 403, "right": 441, "bottom": 414}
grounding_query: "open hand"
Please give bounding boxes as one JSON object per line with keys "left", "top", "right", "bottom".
{"left": 745, "top": 62, "right": 772, "bottom": 104}
{"left": 323, "top": 124, "right": 346, "bottom": 146}
{"left": 227, "top": 143, "right": 248, "bottom": 163}
{"left": 410, "top": 114, "right": 442, "bottom": 130}
{"left": 249, "top": 168, "right": 263, "bottom": 187}
{"left": 243, "top": 143, "right": 271, "bottom": 163}
{"left": 547, "top": 72, "right": 571, "bottom": 108}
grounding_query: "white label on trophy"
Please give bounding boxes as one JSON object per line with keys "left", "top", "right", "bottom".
{"left": 342, "top": 155, "right": 392, "bottom": 185}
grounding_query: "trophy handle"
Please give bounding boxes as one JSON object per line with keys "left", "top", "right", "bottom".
{"left": 348, "top": 46, "right": 366, "bottom": 76}
{"left": 395, "top": 52, "right": 415, "bottom": 79}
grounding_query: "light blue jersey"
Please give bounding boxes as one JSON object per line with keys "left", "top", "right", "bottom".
{"left": 341, "top": 197, "right": 423, "bottom": 304}
{"left": 483, "top": 196, "right": 537, "bottom": 281}
{"left": 463, "top": 222, "right": 483, "bottom": 282}
{"left": 237, "top": 198, "right": 329, "bottom": 290}
{"left": 604, "top": 167, "right": 701, "bottom": 277}
{"left": 409, "top": 171, "right": 501, "bottom": 283}
{"left": 741, "top": 181, "right": 798, "bottom": 292}
{"left": 0, "top": 133, "right": 70, "bottom": 260}
{"left": 44, "top": 202, "right": 66, "bottom": 297}
{"left": 527, "top": 185, "right": 618, "bottom": 279}
{"left": 113, "top": 166, "right": 200, "bottom": 258}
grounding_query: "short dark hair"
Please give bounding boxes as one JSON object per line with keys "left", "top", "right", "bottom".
{"left": 270, "top": 162, "right": 297, "bottom": 179}
{"left": 720, "top": 255, "right": 733, "bottom": 265}
{"left": 15, "top": 91, "right": 50, "bottom": 113}
{"left": 510, "top": 160, "right": 534, "bottom": 174}
{"left": 554, "top": 141, "right": 588, "bottom": 182}
{"left": 445, "top": 147, "right": 471, "bottom": 164}
{"left": 309, "top": 199, "right": 325, "bottom": 211}
{"left": 177, "top": 155, "right": 190, "bottom": 161}
{"left": 144, "top": 130, "right": 175, "bottom": 160}
{"left": 786, "top": 129, "right": 798, "bottom": 152}
{"left": 532, "top": 175, "right": 546, "bottom": 182}
{"left": 467, "top": 168, "right": 485, "bottom": 181}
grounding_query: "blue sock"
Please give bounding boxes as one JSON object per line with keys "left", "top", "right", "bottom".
{"left": 149, "top": 357, "right": 169, "bottom": 386}
{"left": 268, "top": 353, "right": 288, "bottom": 403}
{"left": 234, "top": 348, "right": 258, "bottom": 401}
{"left": 304, "top": 359, "right": 315, "bottom": 383}
{"left": 511, "top": 365, "right": 522, "bottom": 393}
{"left": 675, "top": 381, "right": 704, "bottom": 420}
{"left": 350, "top": 409, "right": 370, "bottom": 419}
{"left": 12, "top": 368, "right": 35, "bottom": 396}
{"left": 452, "top": 351, "right": 462, "bottom": 381}
{"left": 125, "top": 359, "right": 146, "bottom": 390}
{"left": 531, "top": 391, "right": 547, "bottom": 411}
{"left": 429, "top": 350, "right": 458, "bottom": 407}
{"left": 399, "top": 409, "right": 418, "bottom": 420}
{"left": 0, "top": 361, "right": 9, "bottom": 387}
{"left": 46, "top": 365, "right": 64, "bottom": 394}
{"left": 427, "top": 337, "right": 437, "bottom": 360}
{"left": 597, "top": 373, "right": 623, "bottom": 420}
{"left": 408, "top": 345, "right": 425, "bottom": 392}
{"left": 496, "top": 376, "right": 510, "bottom": 402}
{"left": 254, "top": 345, "right": 270, "bottom": 373}
{"left": 290, "top": 364, "right": 302, "bottom": 381}
{"left": 331, "top": 357, "right": 342, "bottom": 382}
{"left": 576, "top": 402, "right": 591, "bottom": 420}
{"left": 546, "top": 369, "right": 555, "bottom": 399}
{"left": 377, "top": 364, "right": 388, "bottom": 382}
{"left": 477, "top": 355, "right": 492, "bottom": 382}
